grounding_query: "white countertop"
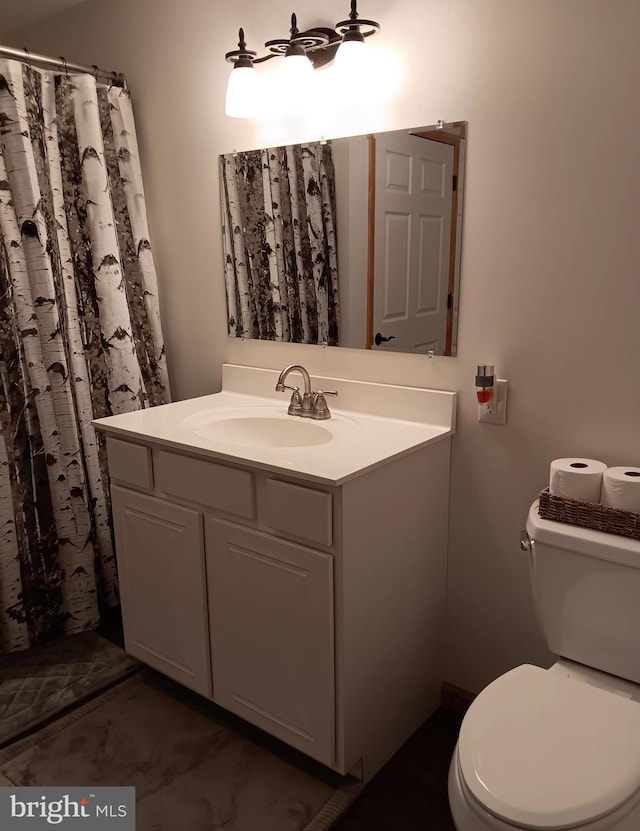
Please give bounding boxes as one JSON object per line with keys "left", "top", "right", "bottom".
{"left": 93, "top": 365, "right": 456, "bottom": 485}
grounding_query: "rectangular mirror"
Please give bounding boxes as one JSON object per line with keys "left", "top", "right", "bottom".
{"left": 219, "top": 121, "right": 466, "bottom": 356}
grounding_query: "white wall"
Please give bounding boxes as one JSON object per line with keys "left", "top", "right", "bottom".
{"left": 10, "top": 0, "right": 640, "bottom": 693}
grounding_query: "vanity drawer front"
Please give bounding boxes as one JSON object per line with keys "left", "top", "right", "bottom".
{"left": 155, "top": 451, "right": 254, "bottom": 519}
{"left": 106, "top": 437, "right": 153, "bottom": 490}
{"left": 264, "top": 479, "right": 333, "bottom": 547}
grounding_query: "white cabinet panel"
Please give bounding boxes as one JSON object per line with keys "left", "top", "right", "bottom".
{"left": 206, "top": 518, "right": 335, "bottom": 767}
{"left": 111, "top": 486, "right": 211, "bottom": 696}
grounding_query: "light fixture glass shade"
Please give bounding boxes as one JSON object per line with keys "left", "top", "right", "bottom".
{"left": 225, "top": 65, "right": 262, "bottom": 118}
{"left": 276, "top": 54, "right": 315, "bottom": 114}
{"left": 333, "top": 38, "right": 367, "bottom": 74}
{"left": 332, "top": 37, "right": 375, "bottom": 104}
{"left": 333, "top": 39, "right": 401, "bottom": 107}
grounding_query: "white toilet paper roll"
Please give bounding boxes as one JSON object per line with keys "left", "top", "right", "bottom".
{"left": 549, "top": 458, "right": 607, "bottom": 502}
{"left": 600, "top": 467, "right": 640, "bottom": 512}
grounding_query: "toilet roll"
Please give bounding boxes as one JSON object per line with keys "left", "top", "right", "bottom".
{"left": 600, "top": 467, "right": 640, "bottom": 512}
{"left": 549, "top": 458, "right": 607, "bottom": 502}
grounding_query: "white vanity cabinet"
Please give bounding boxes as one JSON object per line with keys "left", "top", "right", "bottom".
{"left": 105, "top": 431, "right": 451, "bottom": 780}
{"left": 96, "top": 365, "right": 456, "bottom": 781}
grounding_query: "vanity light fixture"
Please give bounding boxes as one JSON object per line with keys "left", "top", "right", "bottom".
{"left": 224, "top": 0, "right": 381, "bottom": 118}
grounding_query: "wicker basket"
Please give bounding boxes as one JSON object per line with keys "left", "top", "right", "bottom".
{"left": 538, "top": 488, "right": 640, "bottom": 541}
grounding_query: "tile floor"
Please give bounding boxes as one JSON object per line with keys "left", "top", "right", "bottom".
{"left": 99, "top": 608, "right": 463, "bottom": 830}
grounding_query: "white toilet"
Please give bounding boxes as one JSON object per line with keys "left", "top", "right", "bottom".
{"left": 448, "top": 500, "right": 640, "bottom": 831}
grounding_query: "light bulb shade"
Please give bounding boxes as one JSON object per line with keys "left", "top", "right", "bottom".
{"left": 331, "top": 38, "right": 375, "bottom": 105}
{"left": 225, "top": 65, "right": 262, "bottom": 118}
{"left": 275, "top": 54, "right": 316, "bottom": 114}
{"left": 332, "top": 40, "right": 400, "bottom": 107}
{"left": 333, "top": 38, "right": 366, "bottom": 73}
{"left": 280, "top": 53, "right": 314, "bottom": 82}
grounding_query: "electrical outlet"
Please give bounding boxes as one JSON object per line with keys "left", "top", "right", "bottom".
{"left": 478, "top": 379, "right": 508, "bottom": 425}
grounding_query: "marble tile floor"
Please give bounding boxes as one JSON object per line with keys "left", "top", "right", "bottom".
{"left": 97, "top": 607, "right": 463, "bottom": 831}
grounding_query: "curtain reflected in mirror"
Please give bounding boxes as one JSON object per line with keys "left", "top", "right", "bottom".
{"left": 219, "top": 122, "right": 466, "bottom": 356}
{"left": 220, "top": 144, "right": 339, "bottom": 345}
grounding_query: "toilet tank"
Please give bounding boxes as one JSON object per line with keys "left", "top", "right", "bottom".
{"left": 526, "top": 501, "right": 640, "bottom": 685}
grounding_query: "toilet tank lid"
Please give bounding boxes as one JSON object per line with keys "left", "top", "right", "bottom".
{"left": 458, "top": 664, "right": 640, "bottom": 828}
{"left": 527, "top": 501, "right": 640, "bottom": 569}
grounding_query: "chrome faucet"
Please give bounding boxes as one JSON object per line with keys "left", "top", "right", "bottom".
{"left": 275, "top": 364, "right": 337, "bottom": 419}
{"left": 275, "top": 364, "right": 313, "bottom": 416}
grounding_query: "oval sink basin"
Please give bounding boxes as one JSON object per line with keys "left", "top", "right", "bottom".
{"left": 188, "top": 415, "right": 333, "bottom": 448}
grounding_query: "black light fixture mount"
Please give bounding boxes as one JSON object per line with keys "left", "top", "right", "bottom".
{"left": 225, "top": 0, "right": 380, "bottom": 71}
{"left": 265, "top": 13, "right": 332, "bottom": 63}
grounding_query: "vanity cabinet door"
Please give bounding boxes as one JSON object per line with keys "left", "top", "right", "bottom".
{"left": 111, "top": 486, "right": 211, "bottom": 697}
{"left": 205, "top": 518, "right": 335, "bottom": 767}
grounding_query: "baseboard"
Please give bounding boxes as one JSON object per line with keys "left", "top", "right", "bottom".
{"left": 441, "top": 682, "right": 476, "bottom": 715}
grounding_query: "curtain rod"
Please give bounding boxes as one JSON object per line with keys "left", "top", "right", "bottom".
{"left": 0, "top": 45, "right": 127, "bottom": 88}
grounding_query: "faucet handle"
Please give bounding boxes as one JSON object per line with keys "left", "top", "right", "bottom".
{"left": 311, "top": 390, "right": 337, "bottom": 420}
{"left": 284, "top": 386, "right": 304, "bottom": 415}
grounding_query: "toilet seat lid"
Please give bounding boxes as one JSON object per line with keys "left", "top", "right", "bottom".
{"left": 458, "top": 664, "right": 640, "bottom": 829}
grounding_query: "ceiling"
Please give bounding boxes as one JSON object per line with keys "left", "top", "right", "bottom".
{"left": 1, "top": 0, "right": 90, "bottom": 37}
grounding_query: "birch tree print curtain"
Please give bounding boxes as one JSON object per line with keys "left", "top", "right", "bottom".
{"left": 0, "top": 60, "right": 169, "bottom": 655}
{"left": 220, "top": 142, "right": 340, "bottom": 345}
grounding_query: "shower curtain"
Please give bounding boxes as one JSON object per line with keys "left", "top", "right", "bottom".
{"left": 0, "top": 59, "right": 170, "bottom": 655}
{"left": 220, "top": 143, "right": 340, "bottom": 346}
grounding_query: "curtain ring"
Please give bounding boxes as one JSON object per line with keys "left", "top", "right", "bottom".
{"left": 59, "top": 56, "right": 69, "bottom": 78}
{"left": 23, "top": 47, "right": 33, "bottom": 72}
{"left": 91, "top": 64, "right": 99, "bottom": 82}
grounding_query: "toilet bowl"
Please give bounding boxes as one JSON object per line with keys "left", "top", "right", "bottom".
{"left": 448, "top": 503, "right": 640, "bottom": 830}
{"left": 449, "top": 664, "right": 640, "bottom": 830}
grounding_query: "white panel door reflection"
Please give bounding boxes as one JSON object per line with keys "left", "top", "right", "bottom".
{"left": 373, "top": 133, "right": 454, "bottom": 354}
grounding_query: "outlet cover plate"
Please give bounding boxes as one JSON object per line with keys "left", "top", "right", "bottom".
{"left": 478, "top": 379, "right": 508, "bottom": 425}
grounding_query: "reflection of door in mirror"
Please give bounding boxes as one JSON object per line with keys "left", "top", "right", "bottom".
{"left": 369, "top": 127, "right": 463, "bottom": 356}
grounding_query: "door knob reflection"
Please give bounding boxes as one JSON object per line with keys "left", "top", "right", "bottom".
{"left": 374, "top": 333, "right": 396, "bottom": 346}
